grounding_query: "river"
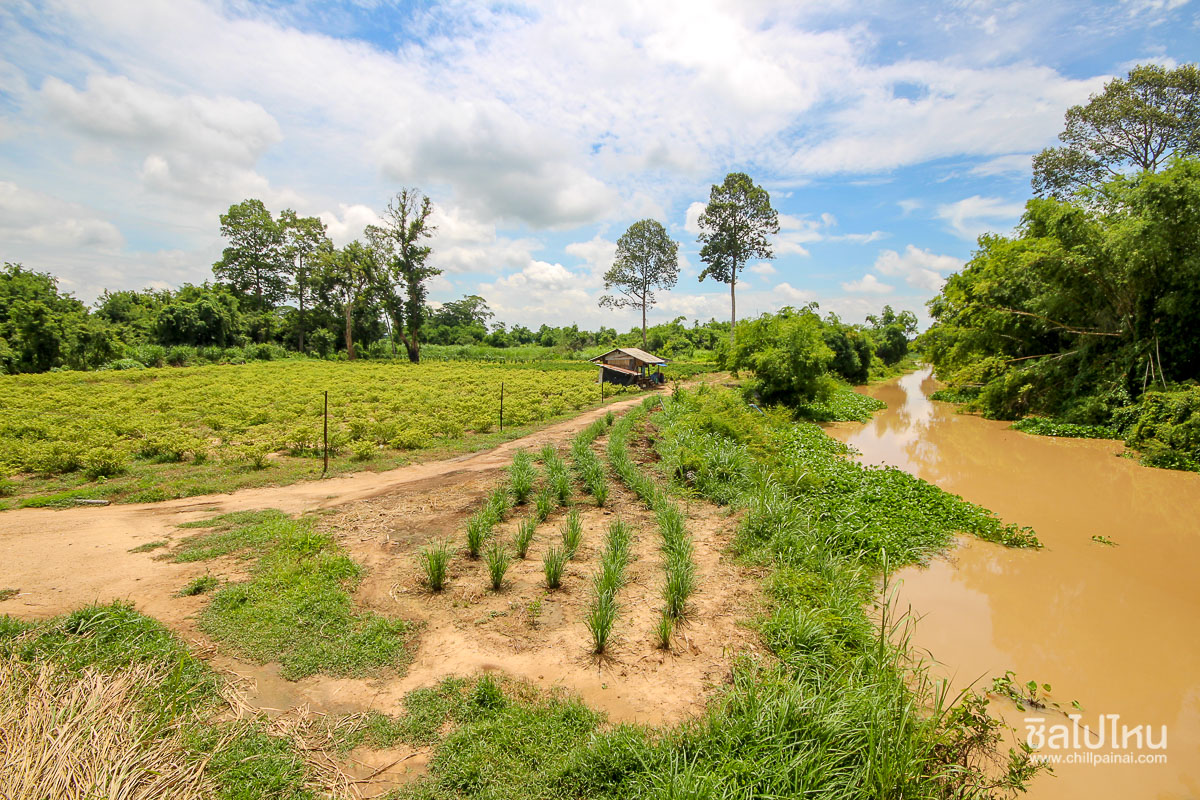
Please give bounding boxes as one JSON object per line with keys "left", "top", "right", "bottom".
{"left": 827, "top": 367, "right": 1200, "bottom": 800}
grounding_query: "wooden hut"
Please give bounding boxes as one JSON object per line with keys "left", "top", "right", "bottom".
{"left": 590, "top": 347, "right": 667, "bottom": 387}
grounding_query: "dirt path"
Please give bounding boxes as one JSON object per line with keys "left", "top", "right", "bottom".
{"left": 0, "top": 392, "right": 653, "bottom": 621}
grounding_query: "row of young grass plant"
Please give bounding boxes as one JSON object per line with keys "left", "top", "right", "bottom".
{"left": 584, "top": 519, "right": 634, "bottom": 653}
{"left": 429, "top": 447, "right": 582, "bottom": 593}
{"left": 569, "top": 412, "right": 613, "bottom": 505}
{"left": 606, "top": 397, "right": 696, "bottom": 647}
{"left": 391, "top": 384, "right": 1045, "bottom": 800}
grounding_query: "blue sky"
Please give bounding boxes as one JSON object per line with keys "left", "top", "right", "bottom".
{"left": 1, "top": 0, "right": 1196, "bottom": 331}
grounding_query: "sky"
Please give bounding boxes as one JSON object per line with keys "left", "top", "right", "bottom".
{"left": 1, "top": 0, "right": 1197, "bottom": 332}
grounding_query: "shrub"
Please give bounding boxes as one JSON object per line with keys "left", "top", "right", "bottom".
{"left": 82, "top": 446, "right": 127, "bottom": 480}
{"left": 350, "top": 439, "right": 376, "bottom": 461}
{"left": 421, "top": 540, "right": 451, "bottom": 591}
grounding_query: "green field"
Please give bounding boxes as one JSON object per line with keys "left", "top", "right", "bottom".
{"left": 0, "top": 360, "right": 644, "bottom": 507}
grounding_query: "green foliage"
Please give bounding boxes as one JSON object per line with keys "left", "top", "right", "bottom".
{"left": 796, "top": 382, "right": 887, "bottom": 422}
{"left": 1122, "top": 386, "right": 1200, "bottom": 470}
{"left": 178, "top": 511, "right": 411, "bottom": 679}
{"left": 570, "top": 417, "right": 610, "bottom": 505}
{"left": 654, "top": 612, "right": 674, "bottom": 650}
{"left": 926, "top": 158, "right": 1200, "bottom": 471}
{"left": 729, "top": 306, "right": 833, "bottom": 404}
{"left": 1033, "top": 63, "right": 1200, "bottom": 198}
{"left": 421, "top": 540, "right": 452, "bottom": 591}
{"left": 1011, "top": 416, "right": 1118, "bottom": 439}
{"left": 128, "top": 540, "right": 167, "bottom": 553}
{"left": 465, "top": 512, "right": 491, "bottom": 559}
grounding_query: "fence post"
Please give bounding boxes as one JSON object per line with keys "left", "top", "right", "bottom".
{"left": 322, "top": 390, "right": 329, "bottom": 477}
{"left": 500, "top": 382, "right": 505, "bottom": 432}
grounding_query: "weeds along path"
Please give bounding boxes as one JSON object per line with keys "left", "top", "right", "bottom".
{"left": 0, "top": 392, "right": 655, "bottom": 624}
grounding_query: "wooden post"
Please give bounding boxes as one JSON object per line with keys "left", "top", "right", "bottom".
{"left": 500, "top": 382, "right": 505, "bottom": 433}
{"left": 322, "top": 390, "right": 329, "bottom": 477}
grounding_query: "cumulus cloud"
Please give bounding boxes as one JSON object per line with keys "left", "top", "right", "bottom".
{"left": 841, "top": 274, "right": 894, "bottom": 294}
{"left": 748, "top": 263, "right": 777, "bottom": 276}
{"left": 41, "top": 74, "right": 287, "bottom": 204}
{"left": 774, "top": 282, "right": 816, "bottom": 304}
{"left": 873, "top": 245, "right": 963, "bottom": 291}
{"left": 936, "top": 195, "right": 1026, "bottom": 240}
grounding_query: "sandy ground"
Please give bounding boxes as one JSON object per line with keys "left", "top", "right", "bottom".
{"left": 0, "top": 389, "right": 764, "bottom": 796}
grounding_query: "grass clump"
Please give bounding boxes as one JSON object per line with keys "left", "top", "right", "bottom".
{"left": 542, "top": 546, "right": 567, "bottom": 589}
{"left": 128, "top": 540, "right": 168, "bottom": 553}
{"left": 508, "top": 449, "right": 537, "bottom": 505}
{"left": 542, "top": 447, "right": 573, "bottom": 506}
{"left": 654, "top": 611, "right": 674, "bottom": 649}
{"left": 465, "top": 512, "right": 491, "bottom": 559}
{"left": 662, "top": 552, "right": 696, "bottom": 619}
{"left": 513, "top": 517, "right": 537, "bottom": 559}
{"left": 485, "top": 541, "right": 511, "bottom": 591}
{"left": 175, "top": 511, "right": 411, "bottom": 680}
{"left": 175, "top": 574, "right": 219, "bottom": 597}
{"left": 584, "top": 591, "right": 619, "bottom": 654}
{"left": 534, "top": 487, "right": 555, "bottom": 522}
{"left": 561, "top": 508, "right": 583, "bottom": 558}
{"left": 421, "top": 540, "right": 452, "bottom": 592}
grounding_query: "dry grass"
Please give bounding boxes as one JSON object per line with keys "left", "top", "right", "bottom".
{"left": 0, "top": 659, "right": 212, "bottom": 800}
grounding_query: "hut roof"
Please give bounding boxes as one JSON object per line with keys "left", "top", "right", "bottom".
{"left": 589, "top": 347, "right": 668, "bottom": 365}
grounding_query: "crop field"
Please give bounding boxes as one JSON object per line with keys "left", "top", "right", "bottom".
{"left": 0, "top": 360, "right": 640, "bottom": 507}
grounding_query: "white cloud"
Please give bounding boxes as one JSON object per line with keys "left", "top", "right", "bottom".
{"left": 936, "top": 195, "right": 1026, "bottom": 241}
{"left": 774, "top": 282, "right": 816, "bottom": 305}
{"left": 841, "top": 274, "right": 894, "bottom": 294}
{"left": 565, "top": 235, "right": 618, "bottom": 278}
{"left": 897, "top": 199, "right": 922, "bottom": 216}
{"left": 748, "top": 263, "right": 777, "bottom": 276}
{"left": 873, "top": 245, "right": 963, "bottom": 291}
{"left": 683, "top": 201, "right": 707, "bottom": 235}
{"left": 969, "top": 153, "right": 1033, "bottom": 177}
{"left": 41, "top": 73, "right": 287, "bottom": 204}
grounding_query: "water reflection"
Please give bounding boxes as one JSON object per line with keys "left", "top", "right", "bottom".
{"left": 828, "top": 372, "right": 1200, "bottom": 800}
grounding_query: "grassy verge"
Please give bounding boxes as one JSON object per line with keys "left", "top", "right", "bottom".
{"left": 0, "top": 603, "right": 312, "bottom": 798}
{"left": 174, "top": 510, "right": 412, "bottom": 679}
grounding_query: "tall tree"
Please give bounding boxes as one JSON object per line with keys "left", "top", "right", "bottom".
{"left": 319, "top": 240, "right": 376, "bottom": 361}
{"left": 367, "top": 188, "right": 439, "bottom": 363}
{"left": 1032, "top": 63, "right": 1200, "bottom": 199}
{"left": 213, "top": 199, "right": 287, "bottom": 342}
{"left": 278, "top": 209, "right": 328, "bottom": 353}
{"left": 696, "top": 173, "right": 779, "bottom": 344}
{"left": 598, "top": 219, "right": 680, "bottom": 348}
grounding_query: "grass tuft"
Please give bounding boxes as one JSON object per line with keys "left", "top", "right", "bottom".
{"left": 654, "top": 611, "right": 674, "bottom": 649}
{"left": 485, "top": 541, "right": 511, "bottom": 591}
{"left": 508, "top": 450, "right": 537, "bottom": 505}
{"left": 175, "top": 574, "right": 219, "bottom": 597}
{"left": 128, "top": 540, "right": 168, "bottom": 553}
{"left": 542, "top": 546, "right": 567, "bottom": 589}
{"left": 534, "top": 487, "right": 555, "bottom": 522}
{"left": 561, "top": 508, "right": 583, "bottom": 559}
{"left": 513, "top": 517, "right": 537, "bottom": 559}
{"left": 421, "top": 539, "right": 452, "bottom": 592}
{"left": 585, "top": 591, "right": 619, "bottom": 654}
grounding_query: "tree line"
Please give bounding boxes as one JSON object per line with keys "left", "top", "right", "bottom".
{"left": 925, "top": 63, "right": 1200, "bottom": 471}
{"left": 0, "top": 167, "right": 801, "bottom": 375}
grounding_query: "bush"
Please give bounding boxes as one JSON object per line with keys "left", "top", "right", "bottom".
{"left": 82, "top": 446, "right": 128, "bottom": 480}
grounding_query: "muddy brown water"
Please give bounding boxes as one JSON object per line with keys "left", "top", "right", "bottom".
{"left": 827, "top": 367, "right": 1200, "bottom": 800}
